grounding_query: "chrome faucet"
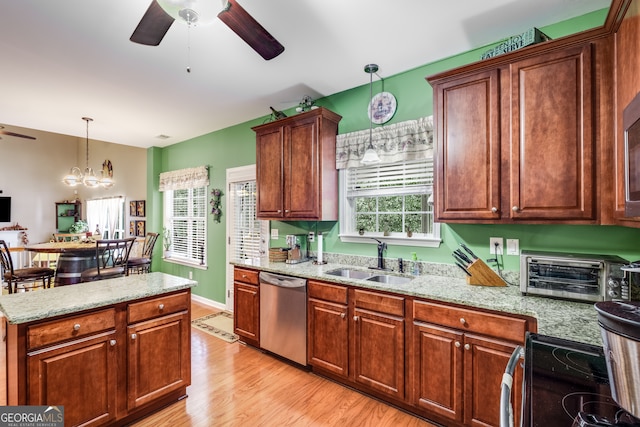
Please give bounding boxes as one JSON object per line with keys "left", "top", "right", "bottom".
{"left": 371, "top": 238, "right": 387, "bottom": 270}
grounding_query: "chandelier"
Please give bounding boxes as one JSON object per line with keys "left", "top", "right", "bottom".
{"left": 62, "top": 117, "right": 114, "bottom": 188}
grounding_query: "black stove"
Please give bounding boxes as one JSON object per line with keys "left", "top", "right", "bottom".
{"left": 523, "top": 333, "right": 640, "bottom": 427}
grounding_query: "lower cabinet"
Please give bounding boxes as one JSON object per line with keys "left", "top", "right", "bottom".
{"left": 233, "top": 267, "right": 260, "bottom": 347}
{"left": 307, "top": 280, "right": 535, "bottom": 427}
{"left": 10, "top": 291, "right": 191, "bottom": 427}
{"left": 410, "top": 300, "right": 531, "bottom": 427}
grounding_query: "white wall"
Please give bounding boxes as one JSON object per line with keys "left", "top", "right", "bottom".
{"left": 0, "top": 124, "right": 146, "bottom": 244}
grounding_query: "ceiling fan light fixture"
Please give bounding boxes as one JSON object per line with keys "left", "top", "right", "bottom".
{"left": 157, "top": 0, "right": 219, "bottom": 26}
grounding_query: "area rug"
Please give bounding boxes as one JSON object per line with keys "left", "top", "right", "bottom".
{"left": 191, "top": 311, "right": 239, "bottom": 343}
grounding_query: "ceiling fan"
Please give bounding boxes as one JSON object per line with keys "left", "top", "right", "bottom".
{"left": 130, "top": 0, "right": 285, "bottom": 60}
{"left": 0, "top": 125, "right": 35, "bottom": 140}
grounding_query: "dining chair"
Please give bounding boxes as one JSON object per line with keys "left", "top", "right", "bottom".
{"left": 80, "top": 237, "right": 136, "bottom": 282}
{"left": 127, "top": 232, "right": 159, "bottom": 274}
{"left": 0, "top": 240, "right": 56, "bottom": 293}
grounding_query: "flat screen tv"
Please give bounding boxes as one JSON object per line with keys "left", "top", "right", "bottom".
{"left": 0, "top": 197, "right": 11, "bottom": 222}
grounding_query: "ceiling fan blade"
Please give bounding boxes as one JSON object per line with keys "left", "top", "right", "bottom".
{"left": 130, "top": 0, "right": 175, "bottom": 46}
{"left": 218, "top": 0, "right": 284, "bottom": 60}
{"left": 0, "top": 130, "right": 36, "bottom": 140}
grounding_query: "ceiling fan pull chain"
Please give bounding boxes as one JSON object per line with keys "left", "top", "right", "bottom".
{"left": 186, "top": 21, "right": 192, "bottom": 73}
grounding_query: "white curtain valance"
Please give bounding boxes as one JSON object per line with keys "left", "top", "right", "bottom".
{"left": 159, "top": 166, "right": 209, "bottom": 192}
{"left": 336, "top": 116, "right": 434, "bottom": 169}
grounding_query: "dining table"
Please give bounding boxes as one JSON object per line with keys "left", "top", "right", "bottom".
{"left": 26, "top": 240, "right": 99, "bottom": 285}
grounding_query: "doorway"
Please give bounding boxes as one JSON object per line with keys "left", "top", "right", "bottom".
{"left": 225, "top": 165, "right": 268, "bottom": 312}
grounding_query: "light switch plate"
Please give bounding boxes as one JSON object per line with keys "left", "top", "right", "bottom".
{"left": 506, "top": 239, "right": 520, "bottom": 255}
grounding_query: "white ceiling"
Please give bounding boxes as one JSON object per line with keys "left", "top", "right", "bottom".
{"left": 0, "top": 0, "right": 610, "bottom": 148}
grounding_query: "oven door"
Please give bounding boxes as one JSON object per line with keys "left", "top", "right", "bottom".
{"left": 524, "top": 258, "right": 604, "bottom": 302}
{"left": 500, "top": 345, "right": 524, "bottom": 427}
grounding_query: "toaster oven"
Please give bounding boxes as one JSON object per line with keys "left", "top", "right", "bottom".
{"left": 520, "top": 251, "right": 629, "bottom": 303}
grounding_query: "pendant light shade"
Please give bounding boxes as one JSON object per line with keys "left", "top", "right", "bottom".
{"left": 62, "top": 117, "right": 114, "bottom": 188}
{"left": 361, "top": 63, "right": 381, "bottom": 166}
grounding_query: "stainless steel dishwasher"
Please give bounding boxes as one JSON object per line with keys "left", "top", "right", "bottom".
{"left": 259, "top": 271, "right": 307, "bottom": 365}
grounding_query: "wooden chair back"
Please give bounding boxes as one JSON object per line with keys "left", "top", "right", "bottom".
{"left": 141, "top": 232, "right": 159, "bottom": 258}
{"left": 96, "top": 237, "right": 136, "bottom": 274}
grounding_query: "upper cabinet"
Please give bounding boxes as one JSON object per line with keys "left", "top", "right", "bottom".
{"left": 252, "top": 107, "right": 342, "bottom": 221}
{"left": 429, "top": 37, "right": 607, "bottom": 224}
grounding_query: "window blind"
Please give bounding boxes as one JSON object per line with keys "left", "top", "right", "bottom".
{"left": 169, "top": 187, "right": 207, "bottom": 264}
{"left": 346, "top": 158, "right": 433, "bottom": 198}
{"left": 232, "top": 180, "right": 261, "bottom": 260}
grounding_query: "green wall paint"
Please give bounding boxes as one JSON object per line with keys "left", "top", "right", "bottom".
{"left": 149, "top": 7, "right": 640, "bottom": 304}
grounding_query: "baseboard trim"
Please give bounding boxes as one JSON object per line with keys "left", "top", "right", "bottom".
{"left": 191, "top": 293, "right": 227, "bottom": 311}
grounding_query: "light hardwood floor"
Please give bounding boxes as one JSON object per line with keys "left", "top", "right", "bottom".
{"left": 131, "top": 301, "right": 437, "bottom": 427}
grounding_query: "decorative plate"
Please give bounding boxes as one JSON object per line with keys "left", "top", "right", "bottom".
{"left": 368, "top": 91, "right": 397, "bottom": 124}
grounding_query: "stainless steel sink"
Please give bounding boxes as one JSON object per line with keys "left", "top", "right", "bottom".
{"left": 366, "top": 275, "right": 413, "bottom": 285}
{"left": 325, "top": 269, "right": 374, "bottom": 279}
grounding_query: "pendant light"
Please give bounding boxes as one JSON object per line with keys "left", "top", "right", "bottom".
{"left": 62, "top": 117, "right": 113, "bottom": 188}
{"left": 361, "top": 63, "right": 381, "bottom": 165}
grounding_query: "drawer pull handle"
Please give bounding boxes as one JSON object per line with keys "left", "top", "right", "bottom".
{"left": 340, "top": 313, "right": 346, "bottom": 319}
{"left": 110, "top": 340, "right": 116, "bottom": 346}
{"left": 464, "top": 344, "right": 471, "bottom": 350}
{"left": 242, "top": 274, "right": 247, "bottom": 278}
{"left": 460, "top": 318, "right": 466, "bottom": 325}
{"left": 73, "top": 324, "right": 81, "bottom": 331}
{"left": 158, "top": 303, "right": 165, "bottom": 310}
{"left": 491, "top": 206, "right": 498, "bottom": 213}
{"left": 353, "top": 316, "right": 359, "bottom": 322}
{"left": 512, "top": 206, "right": 520, "bottom": 212}
{"left": 131, "top": 333, "right": 137, "bottom": 340}
{"left": 455, "top": 341, "right": 461, "bottom": 348}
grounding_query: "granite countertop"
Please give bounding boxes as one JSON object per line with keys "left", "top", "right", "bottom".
{"left": 233, "top": 258, "right": 604, "bottom": 347}
{"left": 0, "top": 272, "right": 198, "bottom": 325}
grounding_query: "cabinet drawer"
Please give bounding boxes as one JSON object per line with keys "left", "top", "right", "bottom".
{"left": 28, "top": 308, "right": 116, "bottom": 350}
{"left": 413, "top": 300, "right": 530, "bottom": 342}
{"left": 308, "top": 280, "right": 348, "bottom": 304}
{"left": 234, "top": 267, "right": 259, "bottom": 285}
{"left": 128, "top": 292, "right": 189, "bottom": 324}
{"left": 353, "top": 289, "right": 404, "bottom": 317}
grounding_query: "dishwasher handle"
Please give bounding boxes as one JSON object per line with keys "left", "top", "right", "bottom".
{"left": 259, "top": 271, "right": 306, "bottom": 288}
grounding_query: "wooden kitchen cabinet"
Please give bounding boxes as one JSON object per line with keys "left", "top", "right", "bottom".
{"left": 27, "top": 309, "right": 118, "bottom": 427}
{"left": 410, "top": 300, "right": 534, "bottom": 427}
{"left": 430, "top": 42, "right": 596, "bottom": 223}
{"left": 233, "top": 267, "right": 260, "bottom": 347}
{"left": 351, "top": 289, "right": 405, "bottom": 401}
{"left": 307, "top": 280, "right": 349, "bottom": 378}
{"left": 252, "top": 107, "right": 342, "bottom": 221}
{"left": 126, "top": 292, "right": 191, "bottom": 411}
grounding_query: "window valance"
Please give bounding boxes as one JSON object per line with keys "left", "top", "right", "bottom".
{"left": 335, "top": 116, "right": 433, "bottom": 169}
{"left": 159, "top": 166, "right": 209, "bottom": 192}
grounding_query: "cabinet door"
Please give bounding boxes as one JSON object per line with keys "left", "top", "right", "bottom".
{"left": 434, "top": 69, "right": 501, "bottom": 220}
{"left": 27, "top": 331, "right": 118, "bottom": 427}
{"left": 127, "top": 310, "right": 190, "bottom": 410}
{"left": 234, "top": 281, "right": 260, "bottom": 346}
{"left": 256, "top": 127, "right": 285, "bottom": 219}
{"left": 286, "top": 117, "right": 320, "bottom": 219}
{"left": 463, "top": 334, "right": 523, "bottom": 427}
{"left": 352, "top": 308, "right": 405, "bottom": 400}
{"left": 308, "top": 298, "right": 348, "bottom": 377}
{"left": 510, "top": 43, "right": 595, "bottom": 220}
{"left": 410, "top": 321, "right": 464, "bottom": 424}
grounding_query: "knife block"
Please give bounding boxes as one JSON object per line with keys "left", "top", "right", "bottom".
{"left": 465, "top": 259, "right": 507, "bottom": 287}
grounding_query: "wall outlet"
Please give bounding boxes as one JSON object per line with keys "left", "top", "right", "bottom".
{"left": 308, "top": 231, "right": 315, "bottom": 242}
{"left": 271, "top": 228, "right": 279, "bottom": 239}
{"left": 506, "top": 239, "right": 520, "bottom": 255}
{"left": 489, "top": 237, "right": 503, "bottom": 255}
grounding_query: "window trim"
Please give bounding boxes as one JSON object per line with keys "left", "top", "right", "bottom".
{"left": 338, "top": 167, "right": 441, "bottom": 248}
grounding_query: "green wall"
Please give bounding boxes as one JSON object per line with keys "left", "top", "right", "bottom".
{"left": 149, "top": 7, "right": 640, "bottom": 304}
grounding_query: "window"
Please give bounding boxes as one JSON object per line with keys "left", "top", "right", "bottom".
{"left": 164, "top": 187, "right": 207, "bottom": 266}
{"left": 339, "top": 159, "right": 440, "bottom": 247}
{"left": 86, "top": 197, "right": 125, "bottom": 238}
{"left": 230, "top": 180, "right": 263, "bottom": 261}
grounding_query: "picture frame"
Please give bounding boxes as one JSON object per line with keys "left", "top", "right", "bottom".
{"left": 130, "top": 201, "right": 137, "bottom": 217}
{"left": 136, "top": 220, "right": 146, "bottom": 237}
{"left": 136, "top": 200, "right": 146, "bottom": 217}
{"left": 129, "top": 221, "right": 136, "bottom": 236}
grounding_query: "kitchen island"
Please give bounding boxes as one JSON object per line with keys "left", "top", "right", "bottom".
{"left": 0, "top": 272, "right": 197, "bottom": 427}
